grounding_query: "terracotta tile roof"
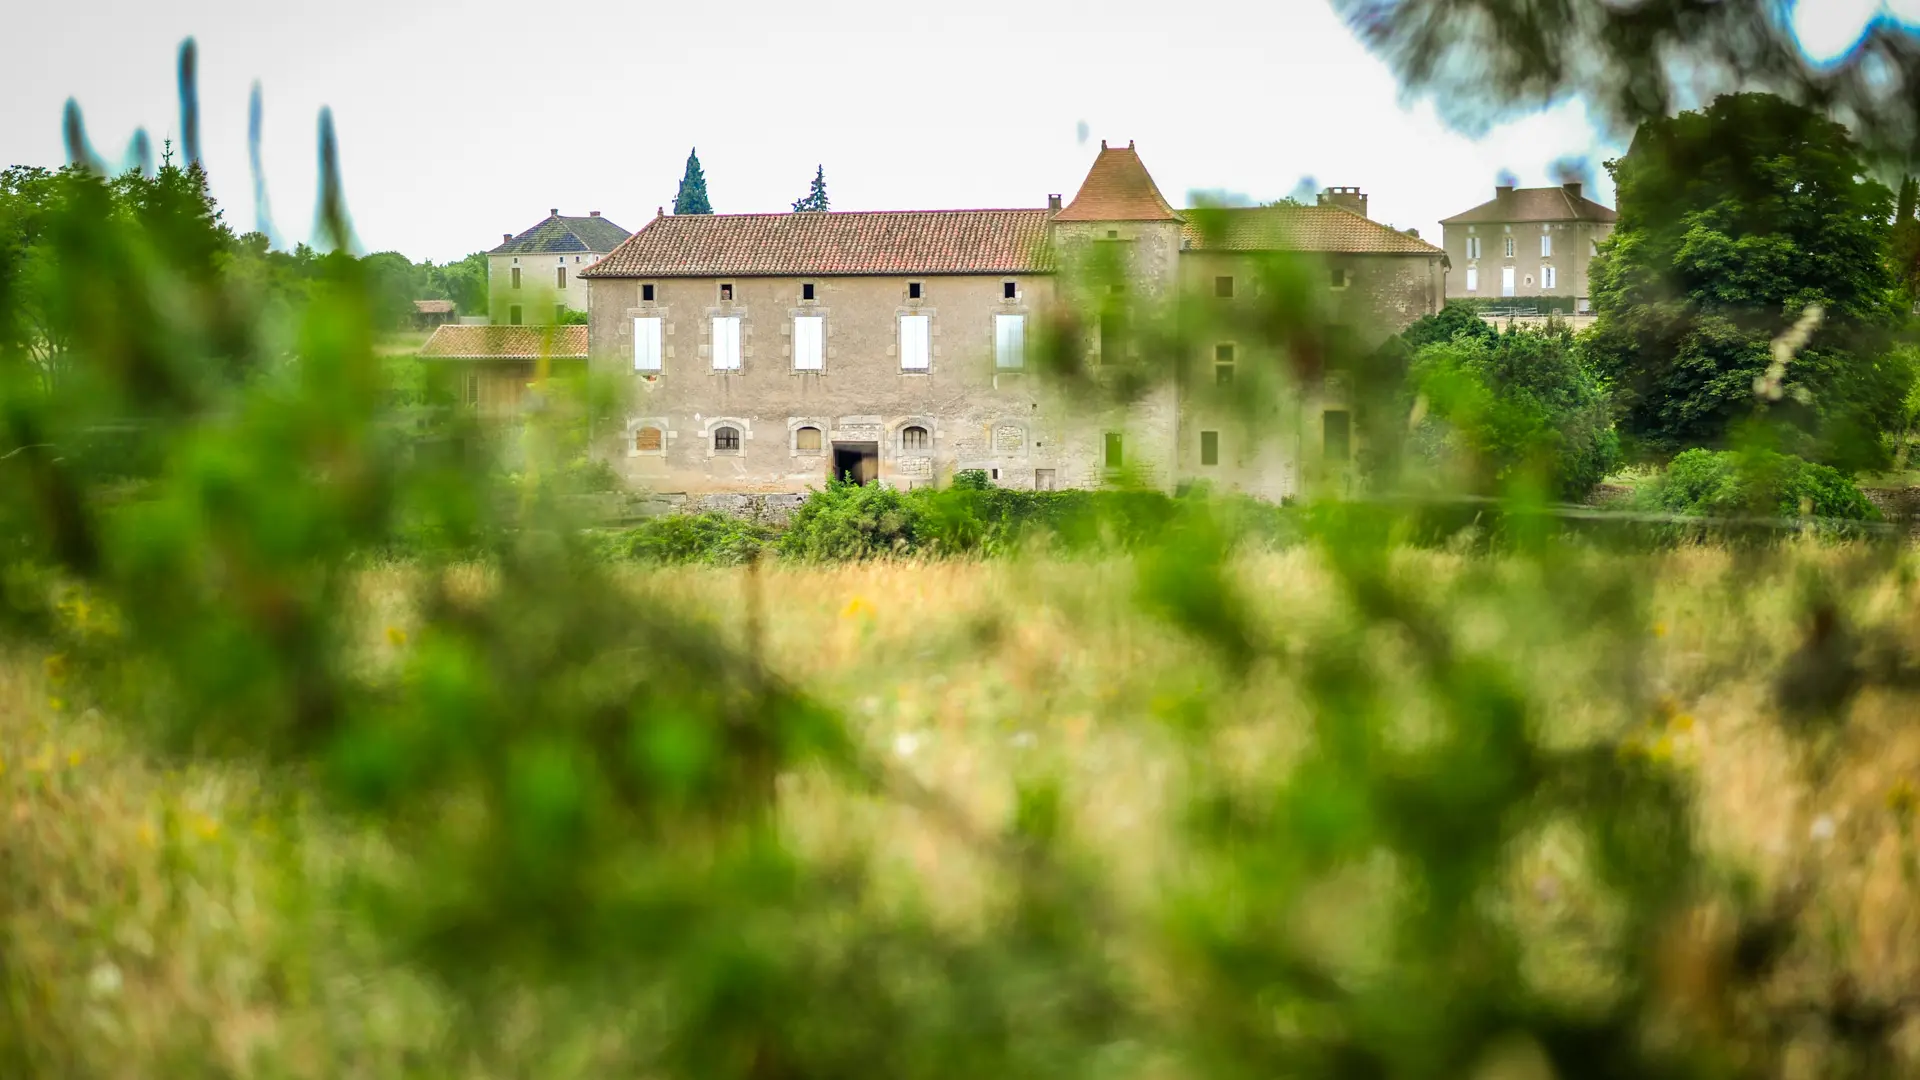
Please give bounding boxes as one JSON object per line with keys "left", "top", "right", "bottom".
{"left": 579, "top": 209, "right": 1054, "bottom": 278}
{"left": 418, "top": 325, "right": 588, "bottom": 360}
{"left": 1054, "top": 142, "right": 1182, "bottom": 223}
{"left": 1441, "top": 186, "right": 1618, "bottom": 225}
{"left": 489, "top": 213, "right": 632, "bottom": 255}
{"left": 1180, "top": 206, "right": 1445, "bottom": 255}
{"left": 412, "top": 299, "right": 455, "bottom": 314}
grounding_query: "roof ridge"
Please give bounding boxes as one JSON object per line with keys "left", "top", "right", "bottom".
{"left": 651, "top": 207, "right": 1050, "bottom": 220}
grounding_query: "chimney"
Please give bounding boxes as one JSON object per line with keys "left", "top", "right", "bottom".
{"left": 1047, "top": 193, "right": 1062, "bottom": 211}
{"left": 657, "top": 206, "right": 665, "bottom": 218}
{"left": 1317, "top": 186, "right": 1369, "bottom": 219}
{"left": 1495, "top": 185, "right": 1515, "bottom": 198}
{"left": 1562, "top": 181, "right": 1583, "bottom": 200}
{"left": 550, "top": 208, "right": 559, "bottom": 216}
{"left": 503, "top": 233, "right": 513, "bottom": 243}
{"left": 589, "top": 209, "right": 601, "bottom": 217}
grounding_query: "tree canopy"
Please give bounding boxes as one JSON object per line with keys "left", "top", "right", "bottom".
{"left": 1586, "top": 92, "right": 1913, "bottom": 470}
{"left": 673, "top": 148, "right": 712, "bottom": 215}
{"left": 791, "top": 165, "right": 829, "bottom": 212}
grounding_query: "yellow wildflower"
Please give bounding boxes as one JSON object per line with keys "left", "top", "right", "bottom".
{"left": 46, "top": 698, "right": 64, "bottom": 713}
{"left": 66, "top": 750, "right": 83, "bottom": 768}
{"left": 1652, "top": 621, "right": 1668, "bottom": 639}
{"left": 384, "top": 625, "right": 408, "bottom": 647}
{"left": 192, "top": 814, "right": 221, "bottom": 841}
{"left": 841, "top": 596, "right": 874, "bottom": 620}
{"left": 1668, "top": 713, "right": 1696, "bottom": 734}
{"left": 1648, "top": 735, "right": 1676, "bottom": 763}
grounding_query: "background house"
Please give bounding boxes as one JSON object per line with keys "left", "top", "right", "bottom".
{"left": 1440, "top": 183, "right": 1617, "bottom": 313}
{"left": 488, "top": 210, "right": 630, "bottom": 326}
{"left": 416, "top": 324, "right": 588, "bottom": 418}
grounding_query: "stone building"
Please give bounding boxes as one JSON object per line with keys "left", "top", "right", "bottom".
{"left": 488, "top": 210, "right": 631, "bottom": 325}
{"left": 580, "top": 143, "right": 1446, "bottom": 498}
{"left": 1440, "top": 183, "right": 1617, "bottom": 310}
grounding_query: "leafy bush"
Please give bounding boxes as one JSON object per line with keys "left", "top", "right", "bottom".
{"left": 1408, "top": 323, "right": 1621, "bottom": 500}
{"left": 596, "top": 512, "right": 776, "bottom": 566}
{"left": 1645, "top": 448, "right": 1880, "bottom": 521}
{"left": 777, "top": 477, "right": 922, "bottom": 559}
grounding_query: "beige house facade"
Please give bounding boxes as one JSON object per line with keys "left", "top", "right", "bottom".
{"left": 581, "top": 143, "right": 1447, "bottom": 498}
{"left": 488, "top": 210, "right": 630, "bottom": 325}
{"left": 1440, "top": 183, "right": 1617, "bottom": 311}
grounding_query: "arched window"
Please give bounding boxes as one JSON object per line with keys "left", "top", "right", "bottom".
{"left": 795, "top": 426, "right": 822, "bottom": 452}
{"left": 901, "top": 425, "right": 930, "bottom": 451}
{"left": 714, "top": 426, "right": 741, "bottom": 452}
{"left": 634, "top": 426, "right": 663, "bottom": 453}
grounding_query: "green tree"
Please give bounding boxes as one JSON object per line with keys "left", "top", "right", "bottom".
{"left": 1408, "top": 323, "right": 1620, "bottom": 500}
{"left": 673, "top": 147, "right": 712, "bottom": 215}
{"left": 791, "top": 165, "right": 829, "bottom": 212}
{"left": 1586, "top": 92, "right": 1913, "bottom": 470}
{"left": 425, "top": 251, "right": 488, "bottom": 316}
{"left": 1398, "top": 300, "right": 1498, "bottom": 352}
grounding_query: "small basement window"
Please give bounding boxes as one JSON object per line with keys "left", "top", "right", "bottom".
{"left": 901, "top": 425, "right": 930, "bottom": 451}
{"left": 713, "top": 426, "right": 741, "bottom": 452}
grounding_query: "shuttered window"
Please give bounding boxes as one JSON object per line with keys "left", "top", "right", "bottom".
{"left": 711, "top": 316, "right": 741, "bottom": 370}
{"left": 1465, "top": 268, "right": 1478, "bottom": 292}
{"left": 994, "top": 314, "right": 1025, "bottom": 370}
{"left": 633, "top": 317, "right": 662, "bottom": 371}
{"left": 899, "top": 315, "right": 930, "bottom": 370}
{"left": 793, "top": 316, "right": 824, "bottom": 370}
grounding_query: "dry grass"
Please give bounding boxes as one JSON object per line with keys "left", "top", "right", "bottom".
{"left": 8, "top": 547, "right": 1920, "bottom": 1074}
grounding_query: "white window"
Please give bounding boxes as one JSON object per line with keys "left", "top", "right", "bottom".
{"left": 793, "top": 315, "right": 823, "bottom": 370}
{"left": 899, "top": 314, "right": 930, "bottom": 370}
{"left": 1465, "top": 267, "right": 1478, "bottom": 292}
{"left": 711, "top": 316, "right": 741, "bottom": 370}
{"left": 632, "top": 317, "right": 662, "bottom": 371}
{"left": 1504, "top": 236, "right": 1516, "bottom": 258}
{"left": 1501, "top": 266, "right": 1516, "bottom": 297}
{"left": 1541, "top": 234, "right": 1553, "bottom": 258}
{"left": 995, "top": 314, "right": 1025, "bottom": 370}
{"left": 1466, "top": 236, "right": 1481, "bottom": 260}
{"left": 1542, "top": 265, "right": 1557, "bottom": 290}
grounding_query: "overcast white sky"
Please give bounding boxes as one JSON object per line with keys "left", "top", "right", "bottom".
{"left": 3, "top": 0, "right": 1639, "bottom": 262}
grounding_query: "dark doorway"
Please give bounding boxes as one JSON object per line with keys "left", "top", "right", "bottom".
{"left": 832, "top": 441, "right": 879, "bottom": 485}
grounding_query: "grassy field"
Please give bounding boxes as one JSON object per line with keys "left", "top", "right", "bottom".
{"left": 6, "top": 548, "right": 1920, "bottom": 1075}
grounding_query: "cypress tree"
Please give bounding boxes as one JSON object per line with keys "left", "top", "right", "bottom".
{"left": 673, "top": 148, "right": 712, "bottom": 215}
{"left": 791, "top": 165, "right": 830, "bottom": 212}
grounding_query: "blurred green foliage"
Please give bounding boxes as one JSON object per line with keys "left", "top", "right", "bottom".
{"left": 5, "top": 43, "right": 1920, "bottom": 1080}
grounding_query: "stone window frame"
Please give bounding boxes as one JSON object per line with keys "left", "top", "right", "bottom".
{"left": 890, "top": 415, "right": 938, "bottom": 457}
{"left": 1000, "top": 278, "right": 1022, "bottom": 303}
{"left": 989, "top": 418, "right": 1030, "bottom": 461}
{"left": 624, "top": 416, "right": 672, "bottom": 458}
{"left": 989, "top": 297, "right": 1031, "bottom": 374}
{"left": 893, "top": 307, "right": 937, "bottom": 374}
{"left": 788, "top": 416, "right": 829, "bottom": 456}
{"left": 700, "top": 416, "right": 753, "bottom": 458}
{"left": 622, "top": 303, "right": 673, "bottom": 376}
{"left": 703, "top": 295, "right": 749, "bottom": 374}
{"left": 786, "top": 306, "right": 832, "bottom": 374}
